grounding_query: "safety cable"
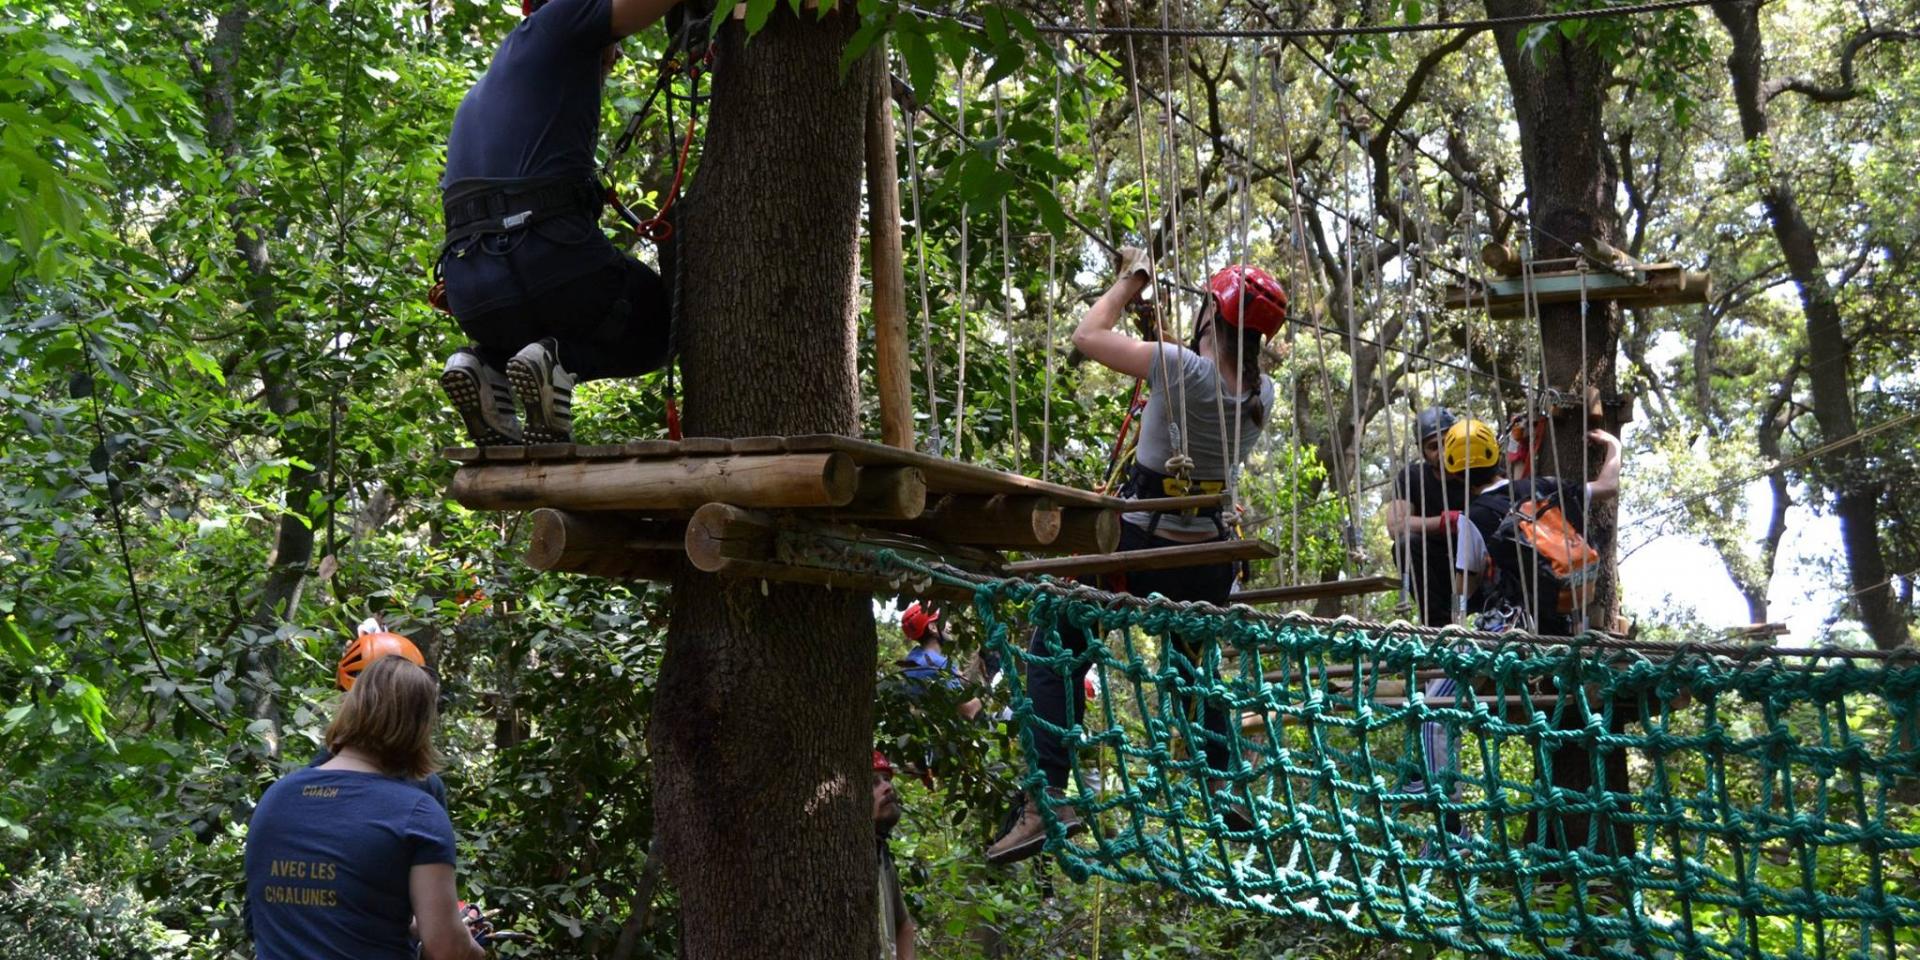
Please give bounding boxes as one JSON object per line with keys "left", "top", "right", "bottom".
{"left": 915, "top": 0, "right": 1728, "bottom": 41}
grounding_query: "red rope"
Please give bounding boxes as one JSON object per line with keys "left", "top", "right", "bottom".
{"left": 1101, "top": 379, "right": 1148, "bottom": 490}
{"left": 636, "top": 112, "right": 696, "bottom": 243}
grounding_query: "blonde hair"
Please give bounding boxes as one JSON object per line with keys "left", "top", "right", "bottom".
{"left": 325, "top": 655, "right": 443, "bottom": 779}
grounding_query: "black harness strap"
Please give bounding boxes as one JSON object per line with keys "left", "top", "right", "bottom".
{"left": 438, "top": 177, "right": 604, "bottom": 258}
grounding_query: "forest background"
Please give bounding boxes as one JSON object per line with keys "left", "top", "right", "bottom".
{"left": 2, "top": 0, "right": 1916, "bottom": 955}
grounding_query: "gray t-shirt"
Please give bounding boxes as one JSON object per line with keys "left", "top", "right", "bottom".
{"left": 1124, "top": 343, "right": 1275, "bottom": 535}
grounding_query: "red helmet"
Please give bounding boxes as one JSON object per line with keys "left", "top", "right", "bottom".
{"left": 901, "top": 602, "right": 940, "bottom": 641}
{"left": 872, "top": 750, "right": 895, "bottom": 776}
{"left": 1207, "top": 265, "right": 1288, "bottom": 339}
{"left": 521, "top": 0, "right": 546, "bottom": 15}
{"left": 337, "top": 631, "right": 426, "bottom": 691}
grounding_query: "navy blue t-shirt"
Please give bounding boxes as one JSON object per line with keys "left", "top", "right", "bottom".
{"left": 441, "top": 0, "right": 624, "bottom": 311}
{"left": 310, "top": 748, "right": 448, "bottom": 811}
{"left": 245, "top": 767, "right": 459, "bottom": 960}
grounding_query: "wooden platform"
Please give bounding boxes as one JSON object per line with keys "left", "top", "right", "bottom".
{"left": 446, "top": 436, "right": 1278, "bottom": 598}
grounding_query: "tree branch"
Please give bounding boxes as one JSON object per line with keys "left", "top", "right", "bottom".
{"left": 1763, "top": 25, "right": 1918, "bottom": 104}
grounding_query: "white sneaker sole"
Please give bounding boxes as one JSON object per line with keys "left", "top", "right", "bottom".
{"left": 441, "top": 365, "right": 519, "bottom": 446}
{"left": 505, "top": 355, "right": 571, "bottom": 444}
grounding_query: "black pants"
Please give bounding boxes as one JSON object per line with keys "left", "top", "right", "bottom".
{"left": 1395, "top": 536, "right": 1456, "bottom": 628}
{"left": 455, "top": 256, "right": 671, "bottom": 384}
{"left": 1027, "top": 522, "right": 1238, "bottom": 790}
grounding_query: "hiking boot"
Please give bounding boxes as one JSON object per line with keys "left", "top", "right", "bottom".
{"left": 440, "top": 348, "right": 523, "bottom": 446}
{"left": 505, "top": 338, "right": 575, "bottom": 443}
{"left": 1210, "top": 779, "right": 1255, "bottom": 833}
{"left": 985, "top": 788, "right": 1083, "bottom": 867}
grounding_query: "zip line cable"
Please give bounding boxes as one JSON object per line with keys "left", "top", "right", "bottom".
{"left": 917, "top": 0, "right": 1730, "bottom": 41}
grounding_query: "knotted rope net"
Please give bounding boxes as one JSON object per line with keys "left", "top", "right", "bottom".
{"left": 880, "top": 554, "right": 1920, "bottom": 960}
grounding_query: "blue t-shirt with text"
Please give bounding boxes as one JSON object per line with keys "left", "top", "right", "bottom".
{"left": 244, "top": 767, "right": 458, "bottom": 960}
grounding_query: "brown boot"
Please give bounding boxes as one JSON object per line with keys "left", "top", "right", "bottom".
{"left": 985, "top": 789, "right": 1083, "bottom": 866}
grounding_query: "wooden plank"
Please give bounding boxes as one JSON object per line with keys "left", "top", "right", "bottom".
{"left": 448, "top": 453, "right": 859, "bottom": 512}
{"left": 1239, "top": 694, "right": 1567, "bottom": 730}
{"left": 1006, "top": 539, "right": 1277, "bottom": 578}
{"left": 1232, "top": 575, "right": 1399, "bottom": 606}
{"left": 677, "top": 437, "right": 733, "bottom": 455}
{"left": 621, "top": 440, "right": 680, "bottom": 458}
{"left": 573, "top": 444, "right": 628, "bottom": 459}
{"left": 481, "top": 445, "right": 528, "bottom": 462}
{"left": 865, "top": 52, "right": 913, "bottom": 451}
{"left": 1442, "top": 264, "right": 1710, "bottom": 318}
{"left": 780, "top": 434, "right": 1119, "bottom": 509}
{"left": 731, "top": 436, "right": 787, "bottom": 454}
{"left": 524, "top": 442, "right": 575, "bottom": 460}
{"left": 444, "top": 446, "right": 484, "bottom": 463}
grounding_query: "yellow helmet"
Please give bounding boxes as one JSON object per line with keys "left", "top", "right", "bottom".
{"left": 1441, "top": 419, "right": 1500, "bottom": 474}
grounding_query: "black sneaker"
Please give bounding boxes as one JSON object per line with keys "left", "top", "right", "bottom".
{"left": 505, "top": 338, "right": 575, "bottom": 443}
{"left": 440, "top": 348, "right": 523, "bottom": 446}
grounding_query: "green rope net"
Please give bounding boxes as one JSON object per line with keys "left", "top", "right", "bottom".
{"left": 898, "top": 557, "right": 1920, "bottom": 960}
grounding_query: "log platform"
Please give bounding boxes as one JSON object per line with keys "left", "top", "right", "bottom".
{"left": 445, "top": 436, "right": 1279, "bottom": 598}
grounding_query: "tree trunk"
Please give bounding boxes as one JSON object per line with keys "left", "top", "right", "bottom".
{"left": 1715, "top": 3, "right": 1910, "bottom": 650}
{"left": 1486, "top": 0, "right": 1633, "bottom": 863}
{"left": 647, "top": 10, "right": 879, "bottom": 959}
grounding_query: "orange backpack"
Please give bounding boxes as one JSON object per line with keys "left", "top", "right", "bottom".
{"left": 1496, "top": 495, "right": 1601, "bottom": 614}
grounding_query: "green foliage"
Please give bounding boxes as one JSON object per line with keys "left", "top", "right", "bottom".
{"left": 3, "top": 0, "right": 1917, "bottom": 955}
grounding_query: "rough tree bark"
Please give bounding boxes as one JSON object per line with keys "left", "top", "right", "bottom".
{"left": 1715, "top": 3, "right": 1910, "bottom": 650}
{"left": 647, "top": 9, "right": 879, "bottom": 959}
{"left": 1486, "top": 0, "right": 1633, "bottom": 862}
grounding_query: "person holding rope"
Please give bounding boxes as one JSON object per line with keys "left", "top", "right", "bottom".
{"left": 986, "top": 247, "right": 1284, "bottom": 866}
{"left": 244, "top": 656, "right": 484, "bottom": 960}
{"left": 434, "top": 0, "right": 689, "bottom": 446}
{"left": 1385, "top": 407, "right": 1462, "bottom": 627}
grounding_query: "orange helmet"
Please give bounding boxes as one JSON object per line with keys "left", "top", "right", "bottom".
{"left": 336, "top": 631, "right": 425, "bottom": 691}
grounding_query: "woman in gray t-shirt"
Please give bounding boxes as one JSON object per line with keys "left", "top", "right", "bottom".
{"left": 986, "top": 249, "right": 1289, "bottom": 866}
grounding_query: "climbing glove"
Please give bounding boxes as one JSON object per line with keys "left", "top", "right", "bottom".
{"left": 1115, "top": 245, "right": 1156, "bottom": 302}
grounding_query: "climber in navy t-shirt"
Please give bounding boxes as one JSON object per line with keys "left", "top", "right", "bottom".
{"left": 434, "top": 0, "right": 688, "bottom": 448}
{"left": 245, "top": 657, "right": 483, "bottom": 960}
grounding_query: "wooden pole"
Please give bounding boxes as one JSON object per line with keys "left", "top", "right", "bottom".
{"left": 866, "top": 50, "right": 913, "bottom": 451}
{"left": 1007, "top": 538, "right": 1277, "bottom": 578}
{"left": 894, "top": 495, "right": 1061, "bottom": 547}
{"left": 685, "top": 503, "right": 985, "bottom": 601}
{"left": 818, "top": 466, "right": 926, "bottom": 521}
{"left": 1053, "top": 509, "right": 1122, "bottom": 554}
{"left": 448, "top": 453, "right": 858, "bottom": 512}
{"left": 525, "top": 508, "right": 684, "bottom": 580}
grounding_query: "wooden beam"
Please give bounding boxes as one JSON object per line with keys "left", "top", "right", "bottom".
{"left": 1232, "top": 575, "right": 1399, "bottom": 606}
{"left": 448, "top": 453, "right": 859, "bottom": 512}
{"left": 1053, "top": 509, "right": 1122, "bottom": 554}
{"left": 684, "top": 503, "right": 993, "bottom": 602}
{"left": 1121, "top": 493, "right": 1233, "bottom": 513}
{"left": 1007, "top": 538, "right": 1277, "bottom": 578}
{"left": 894, "top": 495, "right": 1060, "bottom": 548}
{"left": 815, "top": 467, "right": 926, "bottom": 521}
{"left": 1440, "top": 263, "right": 1711, "bottom": 318}
{"left": 865, "top": 50, "right": 913, "bottom": 451}
{"left": 525, "top": 508, "right": 683, "bottom": 580}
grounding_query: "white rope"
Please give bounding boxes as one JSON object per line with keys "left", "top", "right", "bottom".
{"left": 952, "top": 56, "right": 971, "bottom": 458}
{"left": 1043, "top": 67, "right": 1064, "bottom": 483}
{"left": 995, "top": 83, "right": 1020, "bottom": 474}
{"left": 901, "top": 85, "right": 940, "bottom": 456}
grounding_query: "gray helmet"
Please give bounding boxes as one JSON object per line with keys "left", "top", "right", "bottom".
{"left": 1414, "top": 407, "right": 1456, "bottom": 442}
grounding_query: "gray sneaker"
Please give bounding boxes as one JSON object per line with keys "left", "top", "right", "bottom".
{"left": 440, "top": 348, "right": 522, "bottom": 446}
{"left": 505, "top": 338, "right": 575, "bottom": 443}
